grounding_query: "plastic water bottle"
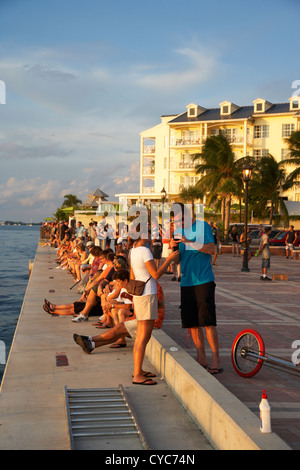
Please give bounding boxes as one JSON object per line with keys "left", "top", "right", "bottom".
{"left": 259, "top": 390, "right": 271, "bottom": 433}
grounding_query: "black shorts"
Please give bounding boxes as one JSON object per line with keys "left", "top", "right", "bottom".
{"left": 73, "top": 301, "right": 103, "bottom": 317}
{"left": 180, "top": 282, "right": 216, "bottom": 328}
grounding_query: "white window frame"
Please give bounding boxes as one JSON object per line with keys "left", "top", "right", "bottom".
{"left": 254, "top": 125, "right": 269, "bottom": 138}
{"left": 282, "top": 123, "right": 295, "bottom": 137}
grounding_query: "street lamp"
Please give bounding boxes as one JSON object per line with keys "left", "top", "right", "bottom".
{"left": 161, "top": 187, "right": 167, "bottom": 204}
{"left": 241, "top": 161, "right": 252, "bottom": 272}
{"left": 161, "top": 187, "right": 167, "bottom": 229}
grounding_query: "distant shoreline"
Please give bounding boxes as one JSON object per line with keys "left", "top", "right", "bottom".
{"left": 0, "top": 222, "right": 42, "bottom": 226}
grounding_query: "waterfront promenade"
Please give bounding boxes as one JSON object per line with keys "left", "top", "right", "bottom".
{"left": 0, "top": 244, "right": 295, "bottom": 450}
{"left": 160, "top": 251, "right": 300, "bottom": 450}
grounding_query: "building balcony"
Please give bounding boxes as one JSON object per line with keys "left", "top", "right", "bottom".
{"left": 170, "top": 138, "right": 203, "bottom": 148}
{"left": 142, "top": 187, "right": 155, "bottom": 194}
{"left": 142, "top": 166, "right": 155, "bottom": 175}
{"left": 170, "top": 161, "right": 199, "bottom": 170}
{"left": 143, "top": 145, "right": 155, "bottom": 154}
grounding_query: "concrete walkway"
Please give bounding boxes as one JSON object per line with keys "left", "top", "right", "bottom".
{"left": 0, "top": 246, "right": 212, "bottom": 450}
{"left": 0, "top": 245, "right": 292, "bottom": 450}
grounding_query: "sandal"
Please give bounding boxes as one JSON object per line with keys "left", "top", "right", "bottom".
{"left": 132, "top": 378, "right": 157, "bottom": 386}
{"left": 43, "top": 304, "right": 57, "bottom": 316}
{"left": 208, "top": 367, "right": 224, "bottom": 375}
{"left": 44, "top": 299, "right": 54, "bottom": 311}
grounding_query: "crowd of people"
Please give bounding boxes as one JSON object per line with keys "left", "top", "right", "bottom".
{"left": 43, "top": 210, "right": 223, "bottom": 384}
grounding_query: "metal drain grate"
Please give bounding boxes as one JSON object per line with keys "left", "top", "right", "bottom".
{"left": 65, "top": 385, "right": 149, "bottom": 450}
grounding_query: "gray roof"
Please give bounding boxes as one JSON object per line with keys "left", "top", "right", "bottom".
{"left": 168, "top": 102, "right": 292, "bottom": 124}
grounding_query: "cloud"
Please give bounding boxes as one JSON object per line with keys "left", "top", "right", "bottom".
{"left": 134, "top": 46, "right": 218, "bottom": 93}
{"left": 0, "top": 141, "right": 73, "bottom": 159}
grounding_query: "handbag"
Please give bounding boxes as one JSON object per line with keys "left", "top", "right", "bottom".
{"left": 126, "top": 277, "right": 151, "bottom": 296}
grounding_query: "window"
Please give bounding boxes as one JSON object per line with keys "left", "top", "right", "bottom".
{"left": 255, "top": 103, "right": 263, "bottom": 112}
{"left": 189, "top": 108, "right": 195, "bottom": 116}
{"left": 253, "top": 149, "right": 269, "bottom": 160}
{"left": 254, "top": 125, "right": 269, "bottom": 138}
{"left": 292, "top": 101, "right": 299, "bottom": 109}
{"left": 281, "top": 149, "right": 289, "bottom": 161}
{"left": 282, "top": 123, "right": 295, "bottom": 137}
{"left": 222, "top": 105, "right": 229, "bottom": 114}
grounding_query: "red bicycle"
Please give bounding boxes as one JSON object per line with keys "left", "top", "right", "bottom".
{"left": 231, "top": 329, "right": 300, "bottom": 378}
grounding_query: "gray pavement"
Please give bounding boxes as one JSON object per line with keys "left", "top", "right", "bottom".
{"left": 159, "top": 251, "right": 300, "bottom": 450}
{"left": 0, "top": 245, "right": 213, "bottom": 451}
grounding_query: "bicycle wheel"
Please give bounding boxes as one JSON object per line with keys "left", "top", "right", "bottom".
{"left": 231, "top": 329, "right": 265, "bottom": 378}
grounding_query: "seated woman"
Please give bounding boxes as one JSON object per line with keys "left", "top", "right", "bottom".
{"left": 97, "top": 270, "right": 133, "bottom": 348}
{"left": 71, "top": 251, "right": 116, "bottom": 323}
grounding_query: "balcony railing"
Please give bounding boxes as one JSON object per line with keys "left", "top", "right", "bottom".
{"left": 143, "top": 145, "right": 155, "bottom": 154}
{"left": 142, "top": 166, "right": 155, "bottom": 175}
{"left": 170, "top": 161, "right": 199, "bottom": 170}
{"left": 142, "top": 187, "right": 155, "bottom": 194}
{"left": 170, "top": 138, "right": 203, "bottom": 147}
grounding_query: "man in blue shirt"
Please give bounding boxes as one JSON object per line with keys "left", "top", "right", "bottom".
{"left": 171, "top": 205, "right": 222, "bottom": 374}
{"left": 76, "top": 221, "right": 86, "bottom": 239}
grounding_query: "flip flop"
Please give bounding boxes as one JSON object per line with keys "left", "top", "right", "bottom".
{"left": 44, "top": 299, "right": 54, "bottom": 311}
{"left": 143, "top": 372, "right": 156, "bottom": 378}
{"left": 132, "top": 372, "right": 156, "bottom": 378}
{"left": 208, "top": 367, "right": 224, "bottom": 375}
{"left": 132, "top": 378, "right": 157, "bottom": 386}
{"left": 43, "top": 304, "right": 58, "bottom": 316}
{"left": 109, "top": 343, "right": 127, "bottom": 348}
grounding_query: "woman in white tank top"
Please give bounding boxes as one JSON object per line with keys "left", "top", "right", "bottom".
{"left": 130, "top": 230, "right": 179, "bottom": 385}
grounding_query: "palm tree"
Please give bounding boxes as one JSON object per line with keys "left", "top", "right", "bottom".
{"left": 193, "top": 134, "right": 243, "bottom": 237}
{"left": 178, "top": 185, "right": 204, "bottom": 219}
{"left": 249, "top": 155, "right": 288, "bottom": 225}
{"left": 281, "top": 130, "right": 300, "bottom": 191}
{"left": 61, "top": 194, "right": 82, "bottom": 209}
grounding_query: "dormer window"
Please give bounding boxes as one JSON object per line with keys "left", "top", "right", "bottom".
{"left": 253, "top": 98, "right": 273, "bottom": 113}
{"left": 289, "top": 96, "right": 300, "bottom": 111}
{"left": 219, "top": 101, "right": 239, "bottom": 116}
{"left": 186, "top": 103, "right": 206, "bottom": 118}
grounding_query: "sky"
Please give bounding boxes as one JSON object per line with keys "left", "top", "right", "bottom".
{"left": 0, "top": 0, "right": 299, "bottom": 222}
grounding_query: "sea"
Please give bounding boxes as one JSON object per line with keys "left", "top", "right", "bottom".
{"left": 0, "top": 225, "right": 40, "bottom": 385}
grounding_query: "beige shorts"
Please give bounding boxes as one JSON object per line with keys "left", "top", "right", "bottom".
{"left": 133, "top": 293, "right": 158, "bottom": 321}
{"left": 124, "top": 319, "right": 138, "bottom": 340}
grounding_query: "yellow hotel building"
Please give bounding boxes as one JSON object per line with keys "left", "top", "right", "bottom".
{"left": 116, "top": 96, "right": 300, "bottom": 208}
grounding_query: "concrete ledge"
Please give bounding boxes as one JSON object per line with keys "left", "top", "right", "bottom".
{"left": 146, "top": 329, "right": 291, "bottom": 450}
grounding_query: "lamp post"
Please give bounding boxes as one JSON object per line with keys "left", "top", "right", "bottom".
{"left": 241, "top": 162, "right": 252, "bottom": 272}
{"left": 161, "top": 187, "right": 166, "bottom": 205}
{"left": 161, "top": 187, "right": 167, "bottom": 230}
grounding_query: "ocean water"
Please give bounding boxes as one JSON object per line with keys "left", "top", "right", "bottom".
{"left": 0, "top": 225, "right": 40, "bottom": 384}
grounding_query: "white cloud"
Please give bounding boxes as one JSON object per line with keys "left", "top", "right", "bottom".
{"left": 134, "top": 46, "right": 218, "bottom": 93}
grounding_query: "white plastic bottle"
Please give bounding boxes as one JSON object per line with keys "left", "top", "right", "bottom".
{"left": 259, "top": 390, "right": 271, "bottom": 433}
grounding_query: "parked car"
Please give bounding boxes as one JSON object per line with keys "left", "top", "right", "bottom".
{"left": 269, "top": 230, "right": 300, "bottom": 247}
{"left": 249, "top": 229, "right": 280, "bottom": 246}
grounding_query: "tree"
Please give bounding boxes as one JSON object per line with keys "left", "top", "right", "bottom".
{"left": 281, "top": 130, "right": 300, "bottom": 191}
{"left": 61, "top": 194, "right": 82, "bottom": 209}
{"left": 178, "top": 185, "right": 204, "bottom": 218}
{"left": 193, "top": 134, "right": 243, "bottom": 237}
{"left": 249, "top": 155, "right": 288, "bottom": 225}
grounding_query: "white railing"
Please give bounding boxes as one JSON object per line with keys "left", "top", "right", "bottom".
{"left": 143, "top": 145, "right": 155, "bottom": 154}
{"left": 142, "top": 166, "right": 155, "bottom": 175}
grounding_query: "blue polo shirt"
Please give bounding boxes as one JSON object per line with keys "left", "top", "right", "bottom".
{"left": 176, "top": 221, "right": 215, "bottom": 287}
